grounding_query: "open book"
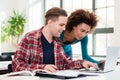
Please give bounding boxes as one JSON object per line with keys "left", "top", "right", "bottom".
{"left": 36, "top": 69, "right": 100, "bottom": 79}
{"left": 0, "top": 69, "right": 45, "bottom": 77}
{"left": 0, "top": 76, "right": 40, "bottom": 80}
{"left": 0, "top": 70, "right": 40, "bottom": 80}
{"left": 0, "top": 69, "right": 99, "bottom": 79}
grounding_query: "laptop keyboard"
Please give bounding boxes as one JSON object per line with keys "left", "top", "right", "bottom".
{"left": 80, "top": 67, "right": 104, "bottom": 73}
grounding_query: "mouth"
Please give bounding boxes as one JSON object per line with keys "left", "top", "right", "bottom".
{"left": 59, "top": 31, "right": 63, "bottom": 34}
{"left": 78, "top": 37, "right": 83, "bottom": 40}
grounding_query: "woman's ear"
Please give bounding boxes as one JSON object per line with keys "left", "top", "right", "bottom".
{"left": 88, "top": 27, "right": 96, "bottom": 34}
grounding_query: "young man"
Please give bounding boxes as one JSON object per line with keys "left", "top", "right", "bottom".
{"left": 12, "top": 7, "right": 99, "bottom": 73}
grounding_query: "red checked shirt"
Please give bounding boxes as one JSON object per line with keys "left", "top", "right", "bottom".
{"left": 12, "top": 27, "right": 84, "bottom": 72}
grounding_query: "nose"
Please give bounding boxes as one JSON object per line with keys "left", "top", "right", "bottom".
{"left": 62, "top": 26, "right": 66, "bottom": 31}
{"left": 82, "top": 32, "right": 87, "bottom": 37}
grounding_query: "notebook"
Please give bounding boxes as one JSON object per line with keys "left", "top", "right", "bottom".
{"left": 80, "top": 46, "right": 120, "bottom": 73}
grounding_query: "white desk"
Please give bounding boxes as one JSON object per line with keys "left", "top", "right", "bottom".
{"left": 39, "top": 64, "right": 120, "bottom": 80}
{"left": 0, "top": 64, "right": 119, "bottom": 80}
{"left": 105, "top": 64, "right": 120, "bottom": 80}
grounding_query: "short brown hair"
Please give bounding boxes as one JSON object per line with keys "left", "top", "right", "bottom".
{"left": 66, "top": 9, "right": 98, "bottom": 32}
{"left": 45, "top": 7, "right": 68, "bottom": 24}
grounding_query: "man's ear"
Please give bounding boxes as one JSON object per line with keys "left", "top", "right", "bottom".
{"left": 47, "top": 19, "right": 53, "bottom": 25}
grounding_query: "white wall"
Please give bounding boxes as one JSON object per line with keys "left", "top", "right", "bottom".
{"left": 0, "top": 0, "right": 16, "bottom": 20}
{"left": 111, "top": 0, "right": 120, "bottom": 46}
{"left": 0, "top": 0, "right": 29, "bottom": 53}
{"left": 114, "top": 0, "right": 120, "bottom": 56}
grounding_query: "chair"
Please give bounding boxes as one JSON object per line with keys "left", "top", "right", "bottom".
{"left": 0, "top": 52, "right": 15, "bottom": 74}
{"left": 0, "top": 55, "right": 12, "bottom": 61}
{"left": 1, "top": 52, "right": 15, "bottom": 56}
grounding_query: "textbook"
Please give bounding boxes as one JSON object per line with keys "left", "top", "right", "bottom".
{"left": 0, "top": 69, "right": 45, "bottom": 77}
{"left": 0, "top": 69, "right": 99, "bottom": 79}
{"left": 36, "top": 70, "right": 99, "bottom": 79}
{"left": 0, "top": 76, "right": 40, "bottom": 80}
{"left": 0, "top": 70, "right": 40, "bottom": 80}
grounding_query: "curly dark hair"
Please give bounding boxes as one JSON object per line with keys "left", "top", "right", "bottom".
{"left": 66, "top": 9, "right": 98, "bottom": 32}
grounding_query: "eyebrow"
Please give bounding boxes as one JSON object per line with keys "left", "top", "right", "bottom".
{"left": 81, "top": 28, "right": 90, "bottom": 33}
{"left": 60, "top": 23, "right": 66, "bottom": 25}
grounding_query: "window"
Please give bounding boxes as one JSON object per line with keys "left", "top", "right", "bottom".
{"left": 93, "top": 0, "right": 114, "bottom": 56}
{"left": 62, "top": 0, "right": 92, "bottom": 15}
{"left": 45, "top": 0, "right": 60, "bottom": 11}
{"left": 29, "top": 0, "right": 43, "bottom": 31}
{"left": 29, "top": 0, "right": 114, "bottom": 58}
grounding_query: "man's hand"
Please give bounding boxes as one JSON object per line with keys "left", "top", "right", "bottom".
{"left": 82, "top": 60, "right": 99, "bottom": 70}
{"left": 43, "top": 64, "right": 58, "bottom": 73}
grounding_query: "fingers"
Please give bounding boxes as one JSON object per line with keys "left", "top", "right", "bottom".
{"left": 44, "top": 64, "right": 58, "bottom": 73}
{"left": 52, "top": 65, "right": 58, "bottom": 70}
{"left": 100, "top": 60, "right": 105, "bottom": 69}
{"left": 91, "top": 63, "right": 99, "bottom": 70}
{"left": 83, "top": 60, "right": 99, "bottom": 70}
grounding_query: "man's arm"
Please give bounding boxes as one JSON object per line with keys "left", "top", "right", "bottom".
{"left": 12, "top": 35, "right": 45, "bottom": 72}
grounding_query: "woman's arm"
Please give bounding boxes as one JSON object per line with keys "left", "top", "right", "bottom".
{"left": 81, "top": 35, "right": 101, "bottom": 66}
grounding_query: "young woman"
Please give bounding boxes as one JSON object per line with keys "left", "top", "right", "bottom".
{"left": 60, "top": 9, "right": 104, "bottom": 68}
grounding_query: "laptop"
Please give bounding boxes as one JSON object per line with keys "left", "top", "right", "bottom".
{"left": 80, "top": 46, "right": 120, "bottom": 73}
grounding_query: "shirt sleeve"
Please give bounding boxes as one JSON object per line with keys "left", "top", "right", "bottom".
{"left": 61, "top": 53, "right": 84, "bottom": 69}
{"left": 81, "top": 35, "right": 100, "bottom": 66}
{"left": 12, "top": 35, "right": 45, "bottom": 72}
{"left": 57, "top": 44, "right": 84, "bottom": 69}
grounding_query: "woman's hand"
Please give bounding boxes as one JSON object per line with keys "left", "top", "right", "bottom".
{"left": 99, "top": 60, "right": 105, "bottom": 70}
{"left": 82, "top": 60, "right": 99, "bottom": 70}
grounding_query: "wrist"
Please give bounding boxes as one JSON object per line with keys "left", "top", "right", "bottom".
{"left": 80, "top": 60, "right": 85, "bottom": 68}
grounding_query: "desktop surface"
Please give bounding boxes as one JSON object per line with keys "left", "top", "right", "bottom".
{"left": 0, "top": 64, "right": 120, "bottom": 80}
{"left": 39, "top": 64, "right": 120, "bottom": 80}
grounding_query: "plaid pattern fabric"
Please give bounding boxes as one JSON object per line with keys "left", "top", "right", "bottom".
{"left": 12, "top": 27, "right": 83, "bottom": 72}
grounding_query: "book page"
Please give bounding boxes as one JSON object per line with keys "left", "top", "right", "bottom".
{"left": 0, "top": 70, "right": 34, "bottom": 78}
{"left": 0, "top": 76, "right": 40, "bottom": 80}
{"left": 36, "top": 69, "right": 99, "bottom": 78}
{"left": 52, "top": 70, "right": 82, "bottom": 77}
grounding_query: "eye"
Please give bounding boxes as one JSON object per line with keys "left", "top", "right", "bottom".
{"left": 60, "top": 24, "right": 65, "bottom": 26}
{"left": 86, "top": 32, "right": 89, "bottom": 34}
{"left": 80, "top": 29, "right": 88, "bottom": 34}
{"left": 85, "top": 30, "right": 88, "bottom": 33}
{"left": 80, "top": 29, "right": 85, "bottom": 32}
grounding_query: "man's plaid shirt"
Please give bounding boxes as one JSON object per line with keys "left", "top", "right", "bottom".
{"left": 12, "top": 27, "right": 84, "bottom": 72}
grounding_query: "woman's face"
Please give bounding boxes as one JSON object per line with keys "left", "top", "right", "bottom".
{"left": 72, "top": 23, "right": 90, "bottom": 40}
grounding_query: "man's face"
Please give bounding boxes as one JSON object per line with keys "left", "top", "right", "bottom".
{"left": 50, "top": 16, "right": 67, "bottom": 37}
